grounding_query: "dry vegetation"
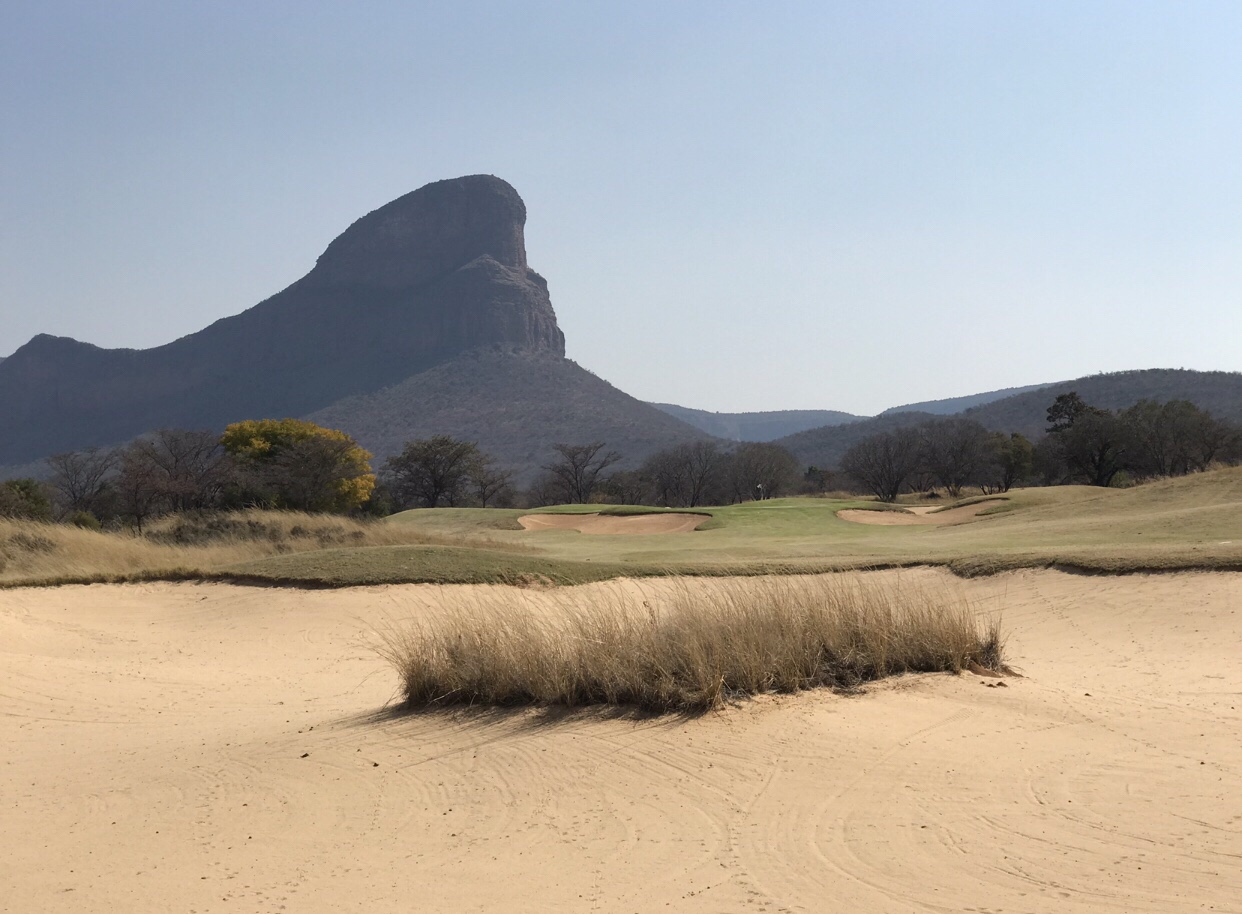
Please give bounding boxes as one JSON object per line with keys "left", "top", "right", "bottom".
{"left": 378, "top": 575, "right": 1005, "bottom": 712}
{"left": 0, "top": 510, "right": 525, "bottom": 586}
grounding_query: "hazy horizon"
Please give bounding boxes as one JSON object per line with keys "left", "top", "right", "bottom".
{"left": 4, "top": 2, "right": 1240, "bottom": 416}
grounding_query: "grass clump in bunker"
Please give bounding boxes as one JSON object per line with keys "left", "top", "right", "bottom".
{"left": 378, "top": 575, "right": 1005, "bottom": 713}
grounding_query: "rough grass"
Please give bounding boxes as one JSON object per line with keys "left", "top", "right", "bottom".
{"left": 6, "top": 468, "right": 1241, "bottom": 587}
{"left": 377, "top": 575, "right": 1006, "bottom": 713}
{"left": 0, "top": 510, "right": 528, "bottom": 587}
{"left": 927, "top": 495, "right": 1009, "bottom": 514}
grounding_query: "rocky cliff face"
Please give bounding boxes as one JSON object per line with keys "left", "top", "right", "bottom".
{"left": 0, "top": 175, "right": 566, "bottom": 463}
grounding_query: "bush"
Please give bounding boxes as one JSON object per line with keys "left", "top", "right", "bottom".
{"left": 0, "top": 478, "right": 54, "bottom": 521}
{"left": 68, "top": 510, "right": 102, "bottom": 531}
{"left": 379, "top": 575, "right": 1006, "bottom": 713}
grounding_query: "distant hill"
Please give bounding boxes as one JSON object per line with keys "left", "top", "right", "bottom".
{"left": 778, "top": 368, "right": 1242, "bottom": 469}
{"left": 0, "top": 175, "right": 564, "bottom": 464}
{"left": 775, "top": 411, "right": 937, "bottom": 470}
{"left": 309, "top": 350, "right": 711, "bottom": 483}
{"left": 650, "top": 403, "right": 862, "bottom": 441}
{"left": 880, "top": 381, "right": 1056, "bottom": 416}
{"left": 961, "top": 368, "right": 1242, "bottom": 437}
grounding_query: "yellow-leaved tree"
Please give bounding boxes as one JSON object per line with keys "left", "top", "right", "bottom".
{"left": 220, "top": 419, "right": 375, "bottom": 513}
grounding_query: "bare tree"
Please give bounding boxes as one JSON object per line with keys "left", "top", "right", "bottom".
{"left": 543, "top": 442, "right": 621, "bottom": 504}
{"left": 601, "top": 469, "right": 650, "bottom": 505}
{"left": 641, "top": 448, "right": 689, "bottom": 506}
{"left": 114, "top": 448, "right": 163, "bottom": 533}
{"left": 125, "top": 429, "right": 232, "bottom": 511}
{"left": 679, "top": 441, "right": 726, "bottom": 507}
{"left": 469, "top": 460, "right": 516, "bottom": 508}
{"left": 46, "top": 448, "right": 116, "bottom": 518}
{"left": 919, "top": 418, "right": 991, "bottom": 497}
{"left": 839, "top": 428, "right": 921, "bottom": 502}
{"left": 722, "top": 442, "right": 799, "bottom": 502}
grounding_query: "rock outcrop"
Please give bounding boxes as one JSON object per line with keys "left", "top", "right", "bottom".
{"left": 0, "top": 175, "right": 566, "bottom": 463}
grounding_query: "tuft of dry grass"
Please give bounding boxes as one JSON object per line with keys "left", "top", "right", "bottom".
{"left": 378, "top": 575, "right": 1005, "bottom": 713}
{"left": 0, "top": 510, "right": 529, "bottom": 586}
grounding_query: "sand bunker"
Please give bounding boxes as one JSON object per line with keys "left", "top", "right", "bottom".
{"left": 3, "top": 570, "right": 1240, "bottom": 911}
{"left": 838, "top": 499, "right": 1005, "bottom": 526}
{"left": 518, "top": 512, "right": 708, "bottom": 534}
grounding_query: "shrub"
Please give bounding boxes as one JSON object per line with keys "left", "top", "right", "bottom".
{"left": 0, "top": 478, "right": 54, "bottom": 521}
{"left": 68, "top": 510, "right": 102, "bottom": 531}
{"left": 378, "top": 575, "right": 1005, "bottom": 713}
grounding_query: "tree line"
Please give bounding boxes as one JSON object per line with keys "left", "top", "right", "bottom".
{"left": 3, "top": 393, "right": 1237, "bottom": 525}
{"left": 839, "top": 395, "right": 1240, "bottom": 501}
{"left": 1, "top": 420, "right": 376, "bottom": 529}
{"left": 382, "top": 438, "right": 806, "bottom": 510}
{"left": 0, "top": 422, "right": 812, "bottom": 528}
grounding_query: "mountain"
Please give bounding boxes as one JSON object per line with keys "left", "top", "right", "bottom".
{"left": 879, "top": 381, "right": 1056, "bottom": 416}
{"left": 310, "top": 350, "right": 712, "bottom": 483}
{"left": 960, "top": 368, "right": 1242, "bottom": 437}
{"left": 778, "top": 368, "right": 1242, "bottom": 469}
{"left": 0, "top": 175, "right": 565, "bottom": 464}
{"left": 649, "top": 403, "right": 862, "bottom": 441}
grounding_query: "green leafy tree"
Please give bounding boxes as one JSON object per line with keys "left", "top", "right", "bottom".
{"left": 0, "top": 478, "right": 54, "bottom": 520}
{"left": 383, "top": 436, "right": 484, "bottom": 509}
{"left": 1046, "top": 391, "right": 1090, "bottom": 433}
{"left": 983, "top": 432, "right": 1034, "bottom": 493}
{"left": 1121, "top": 399, "right": 1239, "bottom": 477}
{"left": 220, "top": 419, "right": 374, "bottom": 513}
{"left": 1042, "top": 393, "right": 1134, "bottom": 487}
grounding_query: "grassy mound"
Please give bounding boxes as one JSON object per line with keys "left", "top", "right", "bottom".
{"left": 378, "top": 575, "right": 1005, "bottom": 712}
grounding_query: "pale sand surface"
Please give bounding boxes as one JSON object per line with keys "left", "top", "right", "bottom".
{"left": 2, "top": 570, "right": 1240, "bottom": 913}
{"left": 518, "top": 512, "right": 708, "bottom": 534}
{"left": 838, "top": 499, "right": 1005, "bottom": 526}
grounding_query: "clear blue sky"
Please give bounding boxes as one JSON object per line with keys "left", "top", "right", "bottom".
{"left": 3, "top": 1, "right": 1240, "bottom": 415}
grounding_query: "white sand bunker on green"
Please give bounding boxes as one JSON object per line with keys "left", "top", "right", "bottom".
{"left": 518, "top": 512, "right": 708, "bottom": 534}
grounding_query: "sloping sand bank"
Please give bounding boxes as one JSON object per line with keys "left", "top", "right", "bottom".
{"left": 838, "top": 499, "right": 1004, "bottom": 525}
{"left": 2, "top": 570, "right": 1240, "bottom": 912}
{"left": 519, "top": 511, "right": 708, "bottom": 533}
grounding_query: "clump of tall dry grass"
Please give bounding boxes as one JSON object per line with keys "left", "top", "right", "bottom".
{"left": 0, "top": 509, "right": 525, "bottom": 585}
{"left": 378, "top": 575, "right": 1005, "bottom": 712}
